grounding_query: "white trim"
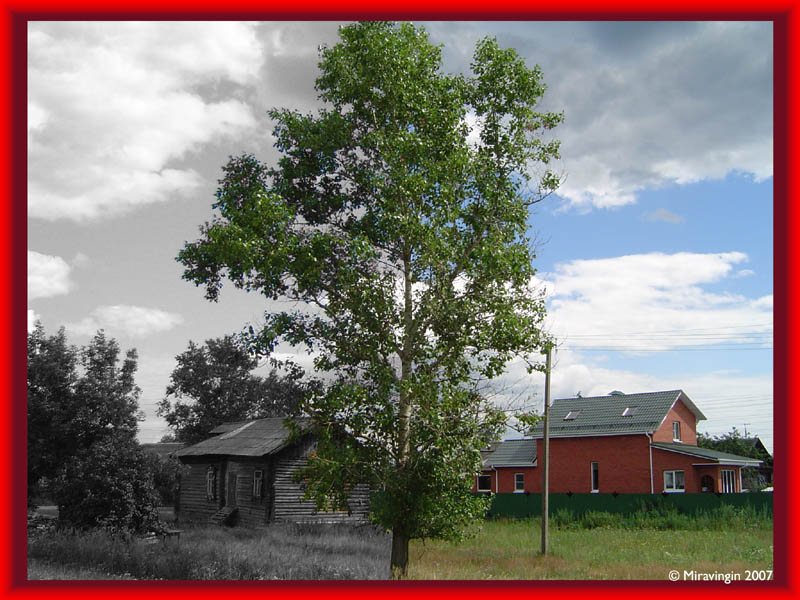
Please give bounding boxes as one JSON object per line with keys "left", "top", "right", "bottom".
{"left": 476, "top": 474, "right": 492, "bottom": 493}
{"left": 663, "top": 469, "right": 686, "bottom": 493}
{"left": 530, "top": 431, "right": 655, "bottom": 440}
{"left": 721, "top": 469, "right": 736, "bottom": 493}
{"left": 656, "top": 392, "right": 683, "bottom": 431}
{"left": 652, "top": 444, "right": 760, "bottom": 465}
{"left": 514, "top": 472, "right": 525, "bottom": 493}
{"left": 691, "top": 461, "right": 760, "bottom": 466}
{"left": 590, "top": 461, "right": 599, "bottom": 493}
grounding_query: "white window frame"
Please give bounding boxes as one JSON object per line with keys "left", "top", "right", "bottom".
{"left": 672, "top": 421, "right": 681, "bottom": 441}
{"left": 590, "top": 461, "right": 599, "bottom": 493}
{"left": 477, "top": 474, "right": 492, "bottom": 493}
{"left": 721, "top": 469, "right": 736, "bottom": 493}
{"left": 514, "top": 473, "right": 525, "bottom": 493}
{"left": 206, "top": 466, "right": 217, "bottom": 501}
{"left": 663, "top": 470, "right": 685, "bottom": 493}
{"left": 253, "top": 469, "right": 263, "bottom": 500}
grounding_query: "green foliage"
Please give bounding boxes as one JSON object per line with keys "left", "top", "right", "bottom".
{"left": 28, "top": 323, "right": 158, "bottom": 533}
{"left": 548, "top": 502, "right": 772, "bottom": 531}
{"left": 157, "top": 335, "right": 313, "bottom": 443}
{"left": 697, "top": 427, "right": 772, "bottom": 489}
{"left": 177, "top": 21, "right": 561, "bottom": 574}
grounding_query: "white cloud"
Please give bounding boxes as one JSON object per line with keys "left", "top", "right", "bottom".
{"left": 28, "top": 250, "right": 72, "bottom": 299}
{"left": 642, "top": 208, "right": 684, "bottom": 224}
{"left": 28, "top": 22, "right": 264, "bottom": 222}
{"left": 67, "top": 305, "right": 184, "bottom": 337}
{"left": 542, "top": 251, "right": 771, "bottom": 351}
{"left": 732, "top": 269, "right": 755, "bottom": 278}
{"left": 27, "top": 309, "right": 39, "bottom": 333}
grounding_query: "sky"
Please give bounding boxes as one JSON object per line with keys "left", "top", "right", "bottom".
{"left": 27, "top": 21, "right": 774, "bottom": 452}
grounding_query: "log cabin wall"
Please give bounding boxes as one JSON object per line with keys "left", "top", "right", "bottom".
{"left": 224, "top": 458, "right": 271, "bottom": 527}
{"left": 271, "top": 437, "right": 370, "bottom": 523}
{"left": 177, "top": 458, "right": 224, "bottom": 523}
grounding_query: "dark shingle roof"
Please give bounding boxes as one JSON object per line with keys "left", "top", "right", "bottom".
{"left": 140, "top": 442, "right": 185, "bottom": 457}
{"left": 176, "top": 418, "right": 307, "bottom": 458}
{"left": 651, "top": 442, "right": 762, "bottom": 466}
{"left": 483, "top": 439, "right": 537, "bottom": 467}
{"left": 529, "top": 390, "right": 705, "bottom": 438}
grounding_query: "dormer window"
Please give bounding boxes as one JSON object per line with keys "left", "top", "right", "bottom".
{"left": 564, "top": 411, "right": 581, "bottom": 421}
{"left": 672, "top": 421, "right": 681, "bottom": 441}
{"left": 621, "top": 406, "right": 638, "bottom": 417}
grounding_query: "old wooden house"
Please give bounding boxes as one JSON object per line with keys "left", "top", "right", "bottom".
{"left": 175, "top": 418, "right": 370, "bottom": 526}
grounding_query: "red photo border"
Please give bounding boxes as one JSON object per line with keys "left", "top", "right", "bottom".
{"left": 2, "top": 5, "right": 793, "bottom": 598}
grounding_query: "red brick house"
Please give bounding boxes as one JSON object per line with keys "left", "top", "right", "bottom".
{"left": 476, "top": 390, "right": 762, "bottom": 495}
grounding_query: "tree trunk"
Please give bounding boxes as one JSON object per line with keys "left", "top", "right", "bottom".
{"left": 390, "top": 528, "right": 410, "bottom": 579}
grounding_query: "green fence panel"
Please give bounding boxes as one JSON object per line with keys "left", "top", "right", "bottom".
{"left": 487, "top": 492, "right": 773, "bottom": 519}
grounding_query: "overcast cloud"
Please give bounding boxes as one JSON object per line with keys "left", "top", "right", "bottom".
{"left": 28, "top": 22, "right": 264, "bottom": 221}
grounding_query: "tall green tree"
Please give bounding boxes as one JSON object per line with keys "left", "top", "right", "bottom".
{"left": 178, "top": 21, "right": 561, "bottom": 577}
{"left": 27, "top": 324, "right": 159, "bottom": 532}
{"left": 157, "top": 335, "right": 311, "bottom": 444}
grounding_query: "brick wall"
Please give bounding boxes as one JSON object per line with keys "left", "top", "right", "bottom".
{"left": 538, "top": 435, "right": 653, "bottom": 494}
{"left": 652, "top": 399, "right": 698, "bottom": 444}
{"left": 652, "top": 447, "right": 739, "bottom": 493}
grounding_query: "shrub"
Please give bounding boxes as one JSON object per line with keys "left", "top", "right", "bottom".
{"left": 55, "top": 435, "right": 161, "bottom": 534}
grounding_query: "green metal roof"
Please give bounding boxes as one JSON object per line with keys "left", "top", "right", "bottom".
{"left": 651, "top": 442, "right": 763, "bottom": 466}
{"left": 483, "top": 439, "right": 537, "bottom": 467}
{"left": 529, "top": 390, "right": 705, "bottom": 439}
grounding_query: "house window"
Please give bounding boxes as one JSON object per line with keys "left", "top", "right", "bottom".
{"left": 672, "top": 421, "right": 681, "bottom": 441}
{"left": 253, "top": 469, "right": 263, "bottom": 500}
{"left": 663, "top": 470, "right": 685, "bottom": 492}
{"left": 721, "top": 469, "right": 736, "bottom": 493}
{"left": 477, "top": 475, "right": 492, "bottom": 492}
{"left": 564, "top": 410, "right": 581, "bottom": 421}
{"left": 621, "top": 406, "right": 638, "bottom": 417}
{"left": 514, "top": 473, "right": 525, "bottom": 492}
{"left": 206, "top": 466, "right": 217, "bottom": 501}
{"left": 591, "top": 462, "right": 599, "bottom": 492}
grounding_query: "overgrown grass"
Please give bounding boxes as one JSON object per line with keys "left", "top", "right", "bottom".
{"left": 549, "top": 502, "right": 773, "bottom": 531}
{"left": 28, "top": 558, "right": 137, "bottom": 580}
{"left": 28, "top": 522, "right": 391, "bottom": 580}
{"left": 29, "top": 505, "right": 773, "bottom": 580}
{"left": 408, "top": 507, "right": 773, "bottom": 580}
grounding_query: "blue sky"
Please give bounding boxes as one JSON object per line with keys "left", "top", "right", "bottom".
{"left": 26, "top": 21, "right": 773, "bottom": 450}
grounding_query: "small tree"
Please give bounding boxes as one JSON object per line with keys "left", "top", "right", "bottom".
{"left": 28, "top": 324, "right": 159, "bottom": 532}
{"left": 157, "top": 335, "right": 311, "bottom": 443}
{"left": 178, "top": 21, "right": 560, "bottom": 577}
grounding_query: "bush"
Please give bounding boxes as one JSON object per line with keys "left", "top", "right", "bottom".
{"left": 55, "top": 435, "right": 162, "bottom": 534}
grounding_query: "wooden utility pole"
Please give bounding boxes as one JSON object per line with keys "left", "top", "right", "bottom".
{"left": 541, "top": 345, "right": 552, "bottom": 555}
